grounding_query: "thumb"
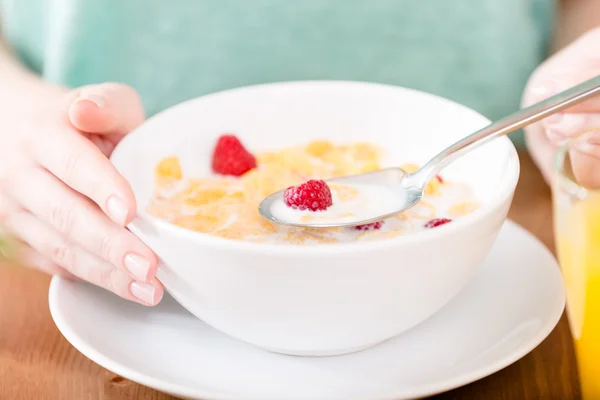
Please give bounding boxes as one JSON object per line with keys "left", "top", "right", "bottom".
{"left": 68, "top": 82, "right": 145, "bottom": 137}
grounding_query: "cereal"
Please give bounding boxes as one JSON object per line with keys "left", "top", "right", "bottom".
{"left": 356, "top": 160, "right": 381, "bottom": 173}
{"left": 356, "top": 228, "right": 406, "bottom": 241}
{"left": 155, "top": 156, "right": 182, "bottom": 186}
{"left": 306, "top": 140, "right": 334, "bottom": 157}
{"left": 147, "top": 139, "right": 479, "bottom": 244}
{"left": 449, "top": 201, "right": 480, "bottom": 218}
{"left": 184, "top": 188, "right": 228, "bottom": 207}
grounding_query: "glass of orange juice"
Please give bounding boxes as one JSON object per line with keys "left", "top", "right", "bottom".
{"left": 554, "top": 142, "right": 600, "bottom": 399}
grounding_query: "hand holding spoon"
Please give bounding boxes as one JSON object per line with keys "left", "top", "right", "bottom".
{"left": 259, "top": 75, "right": 600, "bottom": 228}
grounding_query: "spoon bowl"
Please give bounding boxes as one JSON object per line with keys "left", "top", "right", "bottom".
{"left": 258, "top": 167, "right": 422, "bottom": 228}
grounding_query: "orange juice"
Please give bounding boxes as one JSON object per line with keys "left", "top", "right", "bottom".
{"left": 555, "top": 191, "right": 600, "bottom": 399}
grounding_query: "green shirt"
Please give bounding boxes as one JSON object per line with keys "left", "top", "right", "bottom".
{"left": 1, "top": 0, "right": 555, "bottom": 145}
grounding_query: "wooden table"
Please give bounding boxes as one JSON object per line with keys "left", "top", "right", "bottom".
{"left": 0, "top": 151, "right": 581, "bottom": 400}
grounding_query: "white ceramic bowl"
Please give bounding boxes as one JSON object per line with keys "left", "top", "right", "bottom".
{"left": 111, "top": 81, "right": 520, "bottom": 356}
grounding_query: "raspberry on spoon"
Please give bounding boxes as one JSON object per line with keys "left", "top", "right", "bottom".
{"left": 284, "top": 179, "right": 333, "bottom": 211}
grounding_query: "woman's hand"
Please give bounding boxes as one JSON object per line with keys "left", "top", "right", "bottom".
{"left": 0, "top": 82, "right": 164, "bottom": 306}
{"left": 524, "top": 27, "right": 600, "bottom": 188}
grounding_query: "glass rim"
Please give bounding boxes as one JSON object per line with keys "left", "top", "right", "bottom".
{"left": 554, "top": 141, "right": 590, "bottom": 199}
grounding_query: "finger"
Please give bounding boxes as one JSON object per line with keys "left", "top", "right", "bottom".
{"left": 542, "top": 113, "right": 600, "bottom": 145}
{"left": 68, "top": 83, "right": 145, "bottom": 137}
{"left": 570, "top": 141, "right": 600, "bottom": 189}
{"left": 17, "top": 244, "right": 77, "bottom": 279}
{"left": 523, "top": 28, "right": 600, "bottom": 187}
{"left": 3, "top": 209, "right": 163, "bottom": 305}
{"left": 7, "top": 167, "right": 157, "bottom": 282}
{"left": 31, "top": 118, "right": 136, "bottom": 226}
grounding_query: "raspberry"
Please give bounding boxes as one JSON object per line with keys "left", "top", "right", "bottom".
{"left": 211, "top": 134, "right": 257, "bottom": 176}
{"left": 355, "top": 221, "right": 384, "bottom": 231}
{"left": 284, "top": 179, "right": 333, "bottom": 211}
{"left": 424, "top": 218, "right": 452, "bottom": 228}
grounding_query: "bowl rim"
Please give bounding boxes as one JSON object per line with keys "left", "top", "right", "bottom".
{"left": 112, "top": 80, "right": 521, "bottom": 256}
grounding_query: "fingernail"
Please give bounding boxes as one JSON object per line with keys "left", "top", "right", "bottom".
{"left": 130, "top": 282, "right": 158, "bottom": 305}
{"left": 124, "top": 254, "right": 151, "bottom": 281}
{"left": 76, "top": 90, "right": 106, "bottom": 108}
{"left": 107, "top": 196, "right": 129, "bottom": 225}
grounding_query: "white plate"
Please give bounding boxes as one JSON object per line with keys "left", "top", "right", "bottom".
{"left": 49, "top": 221, "right": 565, "bottom": 400}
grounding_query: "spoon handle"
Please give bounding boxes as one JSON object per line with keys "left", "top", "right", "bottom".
{"left": 415, "top": 75, "right": 600, "bottom": 186}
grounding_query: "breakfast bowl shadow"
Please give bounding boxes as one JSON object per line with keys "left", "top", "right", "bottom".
{"left": 110, "top": 81, "right": 520, "bottom": 356}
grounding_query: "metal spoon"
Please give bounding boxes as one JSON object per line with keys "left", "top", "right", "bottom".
{"left": 259, "top": 75, "right": 600, "bottom": 228}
